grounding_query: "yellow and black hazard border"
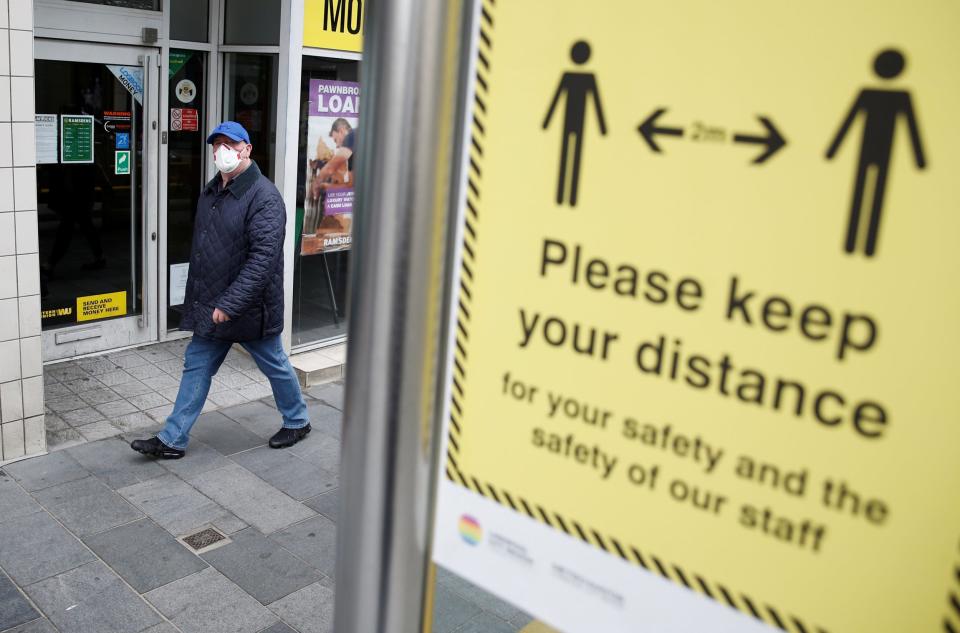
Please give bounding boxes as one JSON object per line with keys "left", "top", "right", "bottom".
{"left": 947, "top": 543, "right": 960, "bottom": 633}
{"left": 441, "top": 2, "right": 836, "bottom": 632}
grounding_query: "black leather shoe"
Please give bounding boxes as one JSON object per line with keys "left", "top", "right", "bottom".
{"left": 269, "top": 425, "right": 311, "bottom": 449}
{"left": 130, "top": 436, "right": 185, "bottom": 459}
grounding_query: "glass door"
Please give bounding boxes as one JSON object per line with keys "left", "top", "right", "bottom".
{"left": 34, "top": 40, "right": 160, "bottom": 361}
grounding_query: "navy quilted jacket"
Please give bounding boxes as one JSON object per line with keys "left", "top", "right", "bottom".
{"left": 180, "top": 161, "right": 285, "bottom": 342}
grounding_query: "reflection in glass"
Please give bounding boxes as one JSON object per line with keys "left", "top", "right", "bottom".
{"left": 35, "top": 59, "right": 143, "bottom": 330}
{"left": 223, "top": 53, "right": 278, "bottom": 180}
{"left": 224, "top": 0, "right": 281, "bottom": 45}
{"left": 291, "top": 57, "right": 359, "bottom": 347}
{"left": 166, "top": 50, "right": 206, "bottom": 330}
{"left": 170, "top": 0, "right": 209, "bottom": 43}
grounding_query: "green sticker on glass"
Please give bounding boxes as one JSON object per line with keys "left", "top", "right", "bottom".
{"left": 169, "top": 50, "right": 193, "bottom": 79}
{"left": 61, "top": 115, "right": 94, "bottom": 164}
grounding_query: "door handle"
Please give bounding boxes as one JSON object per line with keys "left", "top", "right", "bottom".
{"left": 138, "top": 54, "right": 152, "bottom": 330}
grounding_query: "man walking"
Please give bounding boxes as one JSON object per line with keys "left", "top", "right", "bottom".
{"left": 131, "top": 121, "right": 310, "bottom": 459}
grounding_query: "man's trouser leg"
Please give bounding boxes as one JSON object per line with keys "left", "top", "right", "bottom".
{"left": 158, "top": 335, "right": 232, "bottom": 450}
{"left": 241, "top": 334, "right": 309, "bottom": 430}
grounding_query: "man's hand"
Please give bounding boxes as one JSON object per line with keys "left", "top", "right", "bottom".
{"left": 212, "top": 308, "right": 231, "bottom": 324}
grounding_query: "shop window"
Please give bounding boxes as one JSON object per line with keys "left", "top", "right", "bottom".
{"left": 166, "top": 50, "right": 207, "bottom": 330}
{"left": 222, "top": 53, "right": 278, "bottom": 180}
{"left": 171, "top": 0, "right": 209, "bottom": 43}
{"left": 224, "top": 0, "right": 281, "bottom": 46}
{"left": 292, "top": 56, "right": 360, "bottom": 347}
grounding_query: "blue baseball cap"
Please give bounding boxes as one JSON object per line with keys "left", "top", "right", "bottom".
{"left": 206, "top": 121, "right": 250, "bottom": 144}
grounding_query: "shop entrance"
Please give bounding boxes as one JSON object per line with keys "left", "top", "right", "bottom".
{"left": 34, "top": 40, "right": 160, "bottom": 361}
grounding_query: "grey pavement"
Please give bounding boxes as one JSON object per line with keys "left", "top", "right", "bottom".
{"left": 0, "top": 378, "right": 530, "bottom": 633}
{"left": 43, "top": 340, "right": 276, "bottom": 452}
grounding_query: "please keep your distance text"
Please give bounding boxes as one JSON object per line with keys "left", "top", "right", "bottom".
{"left": 515, "top": 237, "right": 888, "bottom": 441}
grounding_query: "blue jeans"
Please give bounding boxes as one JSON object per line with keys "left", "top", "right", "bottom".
{"left": 158, "top": 334, "right": 308, "bottom": 450}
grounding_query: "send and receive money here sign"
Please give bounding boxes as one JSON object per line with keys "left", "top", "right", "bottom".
{"left": 431, "top": 1, "right": 960, "bottom": 632}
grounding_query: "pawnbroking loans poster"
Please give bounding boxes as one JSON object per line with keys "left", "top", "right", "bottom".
{"left": 301, "top": 79, "right": 359, "bottom": 255}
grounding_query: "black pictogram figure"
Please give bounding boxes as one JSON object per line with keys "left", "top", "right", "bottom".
{"left": 826, "top": 48, "right": 926, "bottom": 257}
{"left": 543, "top": 41, "right": 607, "bottom": 207}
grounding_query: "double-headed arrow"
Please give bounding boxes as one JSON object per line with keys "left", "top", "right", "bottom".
{"left": 637, "top": 109, "right": 787, "bottom": 164}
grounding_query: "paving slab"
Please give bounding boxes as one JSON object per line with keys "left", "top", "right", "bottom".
{"left": 303, "top": 489, "right": 339, "bottom": 523}
{"left": 219, "top": 401, "right": 284, "bottom": 440}
{"left": 305, "top": 402, "right": 342, "bottom": 439}
{"left": 200, "top": 527, "right": 322, "bottom": 605}
{"left": 3, "top": 618, "right": 58, "bottom": 633}
{"left": 304, "top": 382, "right": 344, "bottom": 411}
{"left": 83, "top": 518, "right": 208, "bottom": 593}
{"left": 111, "top": 380, "right": 157, "bottom": 399}
{"left": 44, "top": 428, "right": 86, "bottom": 452}
{"left": 25, "top": 561, "right": 161, "bottom": 633}
{"left": 45, "top": 395, "right": 88, "bottom": 414}
{"left": 187, "top": 412, "right": 265, "bottom": 455}
{"left": 126, "top": 364, "right": 167, "bottom": 381}
{"left": 256, "top": 623, "right": 297, "bottom": 633}
{"left": 453, "top": 611, "right": 519, "bottom": 633}
{"left": 2, "top": 450, "right": 89, "bottom": 491}
{"left": 237, "top": 383, "right": 274, "bottom": 400}
{"left": 78, "top": 420, "right": 124, "bottom": 442}
{"left": 0, "top": 471, "right": 43, "bottom": 525}
{"left": 66, "top": 438, "right": 166, "bottom": 489}
{"left": 267, "top": 582, "right": 335, "bottom": 633}
{"left": 112, "top": 411, "right": 157, "bottom": 434}
{"left": 95, "top": 399, "right": 139, "bottom": 419}
{"left": 189, "top": 464, "right": 315, "bottom": 534}
{"left": 141, "top": 374, "right": 181, "bottom": 391}
{"left": 43, "top": 382, "right": 74, "bottom": 400}
{"left": 0, "top": 570, "right": 38, "bottom": 632}
{"left": 230, "top": 446, "right": 337, "bottom": 501}
{"left": 34, "top": 476, "right": 144, "bottom": 536}
{"left": 127, "top": 392, "right": 172, "bottom": 411}
{"left": 96, "top": 369, "right": 139, "bottom": 387}
{"left": 157, "top": 439, "right": 233, "bottom": 480}
{"left": 79, "top": 387, "right": 124, "bottom": 406}
{"left": 0, "top": 511, "right": 95, "bottom": 585}
{"left": 269, "top": 514, "right": 337, "bottom": 578}
{"left": 44, "top": 414, "right": 70, "bottom": 432}
{"left": 437, "top": 566, "right": 528, "bottom": 625}
{"left": 145, "top": 568, "right": 277, "bottom": 633}
{"left": 112, "top": 353, "right": 152, "bottom": 370}
{"left": 139, "top": 624, "right": 180, "bottom": 633}
{"left": 288, "top": 431, "right": 340, "bottom": 473}
{"left": 59, "top": 406, "right": 105, "bottom": 427}
{"left": 431, "top": 583, "right": 482, "bottom": 633}
{"left": 118, "top": 473, "right": 247, "bottom": 537}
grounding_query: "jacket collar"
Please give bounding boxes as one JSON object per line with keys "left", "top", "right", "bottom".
{"left": 203, "top": 161, "right": 262, "bottom": 198}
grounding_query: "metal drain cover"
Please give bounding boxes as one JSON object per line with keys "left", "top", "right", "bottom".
{"left": 180, "top": 527, "right": 229, "bottom": 553}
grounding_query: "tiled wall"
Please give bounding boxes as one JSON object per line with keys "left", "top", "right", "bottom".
{"left": 0, "top": 0, "right": 44, "bottom": 464}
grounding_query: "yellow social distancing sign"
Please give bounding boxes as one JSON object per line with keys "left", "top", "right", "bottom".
{"left": 432, "top": 1, "right": 960, "bottom": 632}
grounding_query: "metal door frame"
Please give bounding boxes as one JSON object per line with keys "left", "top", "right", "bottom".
{"left": 35, "top": 39, "right": 161, "bottom": 361}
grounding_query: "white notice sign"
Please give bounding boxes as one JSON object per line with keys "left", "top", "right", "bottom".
{"left": 169, "top": 263, "right": 189, "bottom": 306}
{"left": 35, "top": 114, "right": 58, "bottom": 164}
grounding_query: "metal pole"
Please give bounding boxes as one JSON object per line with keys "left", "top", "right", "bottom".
{"left": 334, "top": 0, "right": 471, "bottom": 631}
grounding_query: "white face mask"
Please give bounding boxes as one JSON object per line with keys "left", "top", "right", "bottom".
{"left": 214, "top": 145, "right": 243, "bottom": 173}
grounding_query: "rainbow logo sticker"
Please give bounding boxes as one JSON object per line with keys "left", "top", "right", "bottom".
{"left": 458, "top": 515, "right": 482, "bottom": 545}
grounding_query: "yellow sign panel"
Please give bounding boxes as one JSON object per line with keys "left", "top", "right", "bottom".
{"left": 304, "top": 0, "right": 363, "bottom": 52}
{"left": 438, "top": 1, "right": 960, "bottom": 632}
{"left": 77, "top": 291, "right": 127, "bottom": 322}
